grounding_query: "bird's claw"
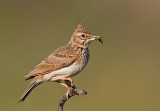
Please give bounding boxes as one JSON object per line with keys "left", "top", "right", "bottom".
{"left": 66, "top": 91, "right": 70, "bottom": 100}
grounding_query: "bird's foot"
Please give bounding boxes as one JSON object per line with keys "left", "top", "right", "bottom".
{"left": 64, "top": 80, "right": 74, "bottom": 88}
{"left": 66, "top": 90, "right": 71, "bottom": 100}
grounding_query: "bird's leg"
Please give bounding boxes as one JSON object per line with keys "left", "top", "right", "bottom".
{"left": 63, "top": 77, "right": 74, "bottom": 88}
{"left": 51, "top": 76, "right": 74, "bottom": 99}
{"left": 51, "top": 76, "right": 74, "bottom": 88}
{"left": 56, "top": 81, "right": 70, "bottom": 99}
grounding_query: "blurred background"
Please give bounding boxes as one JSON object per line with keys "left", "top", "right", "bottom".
{"left": 0, "top": 0, "right": 160, "bottom": 111}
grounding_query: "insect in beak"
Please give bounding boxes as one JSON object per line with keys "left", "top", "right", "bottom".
{"left": 94, "top": 36, "right": 103, "bottom": 44}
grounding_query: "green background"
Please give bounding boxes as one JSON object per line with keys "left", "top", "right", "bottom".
{"left": 0, "top": 0, "right": 160, "bottom": 111}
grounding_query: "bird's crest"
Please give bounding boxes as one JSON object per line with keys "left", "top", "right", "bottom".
{"left": 75, "top": 21, "right": 90, "bottom": 34}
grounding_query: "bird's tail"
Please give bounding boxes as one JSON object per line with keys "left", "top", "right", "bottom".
{"left": 18, "top": 80, "right": 40, "bottom": 103}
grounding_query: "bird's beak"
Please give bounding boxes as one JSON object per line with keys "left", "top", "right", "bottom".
{"left": 93, "top": 36, "right": 103, "bottom": 44}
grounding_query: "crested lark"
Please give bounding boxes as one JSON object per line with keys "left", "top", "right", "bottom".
{"left": 18, "top": 22, "right": 102, "bottom": 103}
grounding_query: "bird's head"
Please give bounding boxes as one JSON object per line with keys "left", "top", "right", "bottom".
{"left": 69, "top": 22, "right": 102, "bottom": 48}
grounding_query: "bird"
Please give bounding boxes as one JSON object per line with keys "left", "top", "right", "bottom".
{"left": 18, "top": 22, "right": 102, "bottom": 103}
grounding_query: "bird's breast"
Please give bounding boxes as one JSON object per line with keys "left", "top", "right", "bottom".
{"left": 44, "top": 49, "right": 89, "bottom": 81}
{"left": 43, "top": 61, "right": 87, "bottom": 81}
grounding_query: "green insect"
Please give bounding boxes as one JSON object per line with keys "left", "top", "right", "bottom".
{"left": 94, "top": 36, "right": 103, "bottom": 44}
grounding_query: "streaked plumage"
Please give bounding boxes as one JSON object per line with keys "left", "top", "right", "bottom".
{"left": 18, "top": 22, "right": 100, "bottom": 103}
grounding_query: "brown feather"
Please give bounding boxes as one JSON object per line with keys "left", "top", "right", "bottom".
{"left": 74, "top": 21, "right": 91, "bottom": 34}
{"left": 18, "top": 80, "right": 41, "bottom": 103}
{"left": 19, "top": 22, "right": 98, "bottom": 103}
{"left": 24, "top": 44, "right": 80, "bottom": 78}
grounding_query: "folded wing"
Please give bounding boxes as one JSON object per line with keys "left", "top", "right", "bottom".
{"left": 25, "top": 45, "right": 80, "bottom": 79}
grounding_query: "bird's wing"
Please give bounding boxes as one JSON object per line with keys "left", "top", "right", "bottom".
{"left": 24, "top": 45, "right": 80, "bottom": 78}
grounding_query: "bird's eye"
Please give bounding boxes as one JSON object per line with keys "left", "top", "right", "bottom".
{"left": 81, "top": 34, "right": 86, "bottom": 38}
